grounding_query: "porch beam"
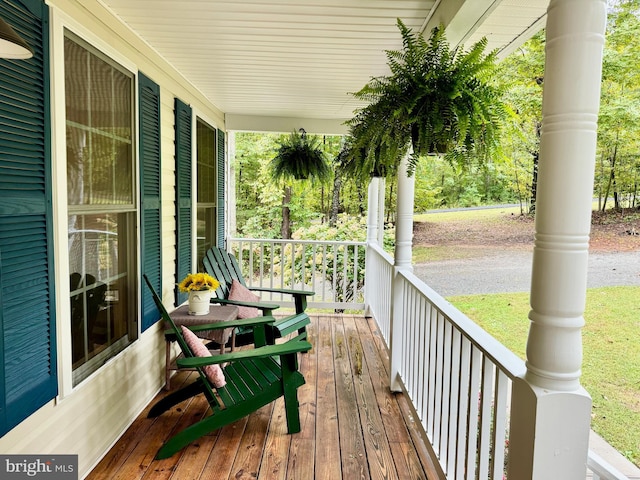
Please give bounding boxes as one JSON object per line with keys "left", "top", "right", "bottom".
{"left": 509, "top": 0, "right": 607, "bottom": 478}
{"left": 421, "top": 0, "right": 499, "bottom": 46}
{"left": 225, "top": 114, "right": 349, "bottom": 135}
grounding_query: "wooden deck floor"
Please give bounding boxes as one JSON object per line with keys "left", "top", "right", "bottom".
{"left": 87, "top": 314, "right": 441, "bottom": 479}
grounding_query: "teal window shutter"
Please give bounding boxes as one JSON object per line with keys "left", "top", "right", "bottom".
{"left": 0, "top": 0, "right": 54, "bottom": 436}
{"left": 216, "top": 130, "right": 225, "bottom": 247}
{"left": 174, "top": 98, "right": 192, "bottom": 306}
{"left": 139, "top": 72, "right": 162, "bottom": 331}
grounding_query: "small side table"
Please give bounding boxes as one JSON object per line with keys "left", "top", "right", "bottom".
{"left": 165, "top": 304, "right": 239, "bottom": 389}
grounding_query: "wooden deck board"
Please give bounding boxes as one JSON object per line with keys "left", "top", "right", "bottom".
{"left": 86, "top": 314, "right": 439, "bottom": 479}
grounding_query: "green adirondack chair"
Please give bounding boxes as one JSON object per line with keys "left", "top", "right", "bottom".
{"left": 143, "top": 274, "right": 312, "bottom": 459}
{"left": 202, "top": 245, "right": 313, "bottom": 345}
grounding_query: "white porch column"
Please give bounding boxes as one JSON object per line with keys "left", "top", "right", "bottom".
{"left": 508, "top": 1, "right": 607, "bottom": 479}
{"left": 227, "top": 131, "right": 237, "bottom": 238}
{"left": 377, "top": 177, "right": 386, "bottom": 245}
{"left": 364, "top": 178, "right": 381, "bottom": 315}
{"left": 394, "top": 157, "right": 415, "bottom": 271}
{"left": 367, "top": 178, "right": 380, "bottom": 245}
{"left": 390, "top": 153, "right": 415, "bottom": 391}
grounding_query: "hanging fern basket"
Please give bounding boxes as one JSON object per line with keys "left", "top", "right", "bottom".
{"left": 270, "top": 130, "right": 331, "bottom": 182}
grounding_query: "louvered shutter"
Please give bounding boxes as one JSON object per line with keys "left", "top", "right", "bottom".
{"left": 216, "top": 130, "right": 225, "bottom": 247}
{"left": 0, "top": 0, "right": 54, "bottom": 436}
{"left": 174, "top": 99, "right": 192, "bottom": 306}
{"left": 138, "top": 73, "right": 161, "bottom": 331}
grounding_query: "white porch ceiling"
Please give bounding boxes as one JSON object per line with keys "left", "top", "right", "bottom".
{"left": 101, "top": 0, "right": 549, "bottom": 133}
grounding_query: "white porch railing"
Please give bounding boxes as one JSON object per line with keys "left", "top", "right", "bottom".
{"left": 365, "top": 244, "right": 631, "bottom": 480}
{"left": 225, "top": 238, "right": 630, "bottom": 480}
{"left": 228, "top": 237, "right": 366, "bottom": 310}
{"left": 390, "top": 268, "right": 525, "bottom": 479}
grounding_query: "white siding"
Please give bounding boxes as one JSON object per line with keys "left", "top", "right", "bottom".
{"left": 0, "top": 0, "right": 224, "bottom": 477}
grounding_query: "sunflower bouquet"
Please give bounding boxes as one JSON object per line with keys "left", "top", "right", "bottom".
{"left": 178, "top": 272, "right": 220, "bottom": 292}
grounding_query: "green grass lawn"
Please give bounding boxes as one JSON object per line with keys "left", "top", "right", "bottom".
{"left": 414, "top": 206, "right": 523, "bottom": 223}
{"left": 449, "top": 286, "right": 640, "bottom": 467}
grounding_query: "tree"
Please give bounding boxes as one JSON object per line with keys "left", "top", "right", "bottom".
{"left": 498, "top": 31, "right": 545, "bottom": 214}
{"left": 598, "top": 0, "right": 640, "bottom": 210}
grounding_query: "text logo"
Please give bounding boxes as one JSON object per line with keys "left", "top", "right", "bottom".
{"left": 0, "top": 455, "right": 77, "bottom": 479}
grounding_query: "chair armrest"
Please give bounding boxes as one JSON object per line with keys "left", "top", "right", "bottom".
{"left": 249, "top": 287, "right": 314, "bottom": 297}
{"left": 211, "top": 297, "right": 280, "bottom": 314}
{"left": 165, "top": 316, "right": 275, "bottom": 341}
{"left": 247, "top": 288, "right": 314, "bottom": 314}
{"left": 177, "top": 340, "right": 312, "bottom": 368}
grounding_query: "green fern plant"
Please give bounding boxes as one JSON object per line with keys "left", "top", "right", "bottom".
{"left": 340, "top": 19, "right": 506, "bottom": 179}
{"left": 270, "top": 129, "right": 331, "bottom": 182}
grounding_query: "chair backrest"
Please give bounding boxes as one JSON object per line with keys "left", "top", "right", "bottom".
{"left": 202, "top": 246, "right": 247, "bottom": 299}
{"left": 142, "top": 274, "right": 218, "bottom": 398}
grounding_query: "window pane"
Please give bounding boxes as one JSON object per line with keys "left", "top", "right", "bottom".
{"left": 197, "top": 119, "right": 216, "bottom": 204}
{"left": 65, "top": 34, "right": 137, "bottom": 386}
{"left": 68, "top": 213, "right": 135, "bottom": 375}
{"left": 65, "top": 35, "right": 133, "bottom": 207}
{"left": 197, "top": 206, "right": 216, "bottom": 267}
{"left": 197, "top": 119, "right": 217, "bottom": 258}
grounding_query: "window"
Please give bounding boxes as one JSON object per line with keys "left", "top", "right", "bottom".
{"left": 196, "top": 118, "right": 217, "bottom": 263}
{"left": 65, "top": 32, "right": 137, "bottom": 385}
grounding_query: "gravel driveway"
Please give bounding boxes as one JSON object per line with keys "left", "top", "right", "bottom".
{"left": 413, "top": 250, "right": 640, "bottom": 297}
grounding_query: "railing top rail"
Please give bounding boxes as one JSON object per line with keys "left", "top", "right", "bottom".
{"left": 230, "top": 237, "right": 366, "bottom": 247}
{"left": 587, "top": 450, "right": 631, "bottom": 480}
{"left": 399, "top": 268, "right": 527, "bottom": 380}
{"left": 368, "top": 242, "right": 394, "bottom": 262}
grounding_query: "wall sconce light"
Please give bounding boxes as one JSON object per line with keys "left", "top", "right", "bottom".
{"left": 0, "top": 16, "right": 33, "bottom": 59}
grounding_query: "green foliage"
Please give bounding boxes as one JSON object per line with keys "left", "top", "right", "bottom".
{"left": 496, "top": 31, "right": 545, "bottom": 213}
{"left": 235, "top": 132, "right": 338, "bottom": 237}
{"left": 341, "top": 19, "right": 507, "bottom": 179}
{"left": 412, "top": 156, "right": 519, "bottom": 210}
{"left": 597, "top": 1, "right": 640, "bottom": 209}
{"left": 270, "top": 130, "right": 331, "bottom": 182}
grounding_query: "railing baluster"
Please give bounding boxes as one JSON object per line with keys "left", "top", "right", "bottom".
{"left": 456, "top": 336, "right": 472, "bottom": 480}
{"left": 477, "top": 359, "right": 494, "bottom": 479}
{"left": 467, "top": 346, "right": 482, "bottom": 480}
{"left": 311, "top": 243, "right": 317, "bottom": 302}
{"left": 491, "top": 370, "right": 509, "bottom": 480}
{"left": 416, "top": 291, "right": 426, "bottom": 426}
{"left": 447, "top": 329, "right": 462, "bottom": 478}
{"left": 441, "top": 320, "right": 453, "bottom": 466}
{"left": 427, "top": 304, "right": 437, "bottom": 440}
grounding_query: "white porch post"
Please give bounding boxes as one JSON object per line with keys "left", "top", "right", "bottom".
{"left": 390, "top": 153, "right": 415, "bottom": 392}
{"left": 364, "top": 178, "right": 381, "bottom": 315}
{"left": 367, "top": 178, "right": 380, "bottom": 245}
{"left": 508, "top": 1, "right": 607, "bottom": 479}
{"left": 227, "top": 131, "right": 237, "bottom": 238}
{"left": 377, "top": 177, "right": 386, "bottom": 245}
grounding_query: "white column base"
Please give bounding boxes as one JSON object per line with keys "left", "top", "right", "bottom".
{"left": 508, "top": 376, "right": 592, "bottom": 480}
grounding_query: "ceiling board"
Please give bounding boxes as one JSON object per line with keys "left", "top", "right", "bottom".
{"left": 102, "top": 0, "right": 549, "bottom": 132}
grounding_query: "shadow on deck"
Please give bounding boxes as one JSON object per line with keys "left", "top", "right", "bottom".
{"left": 86, "top": 314, "right": 441, "bottom": 479}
